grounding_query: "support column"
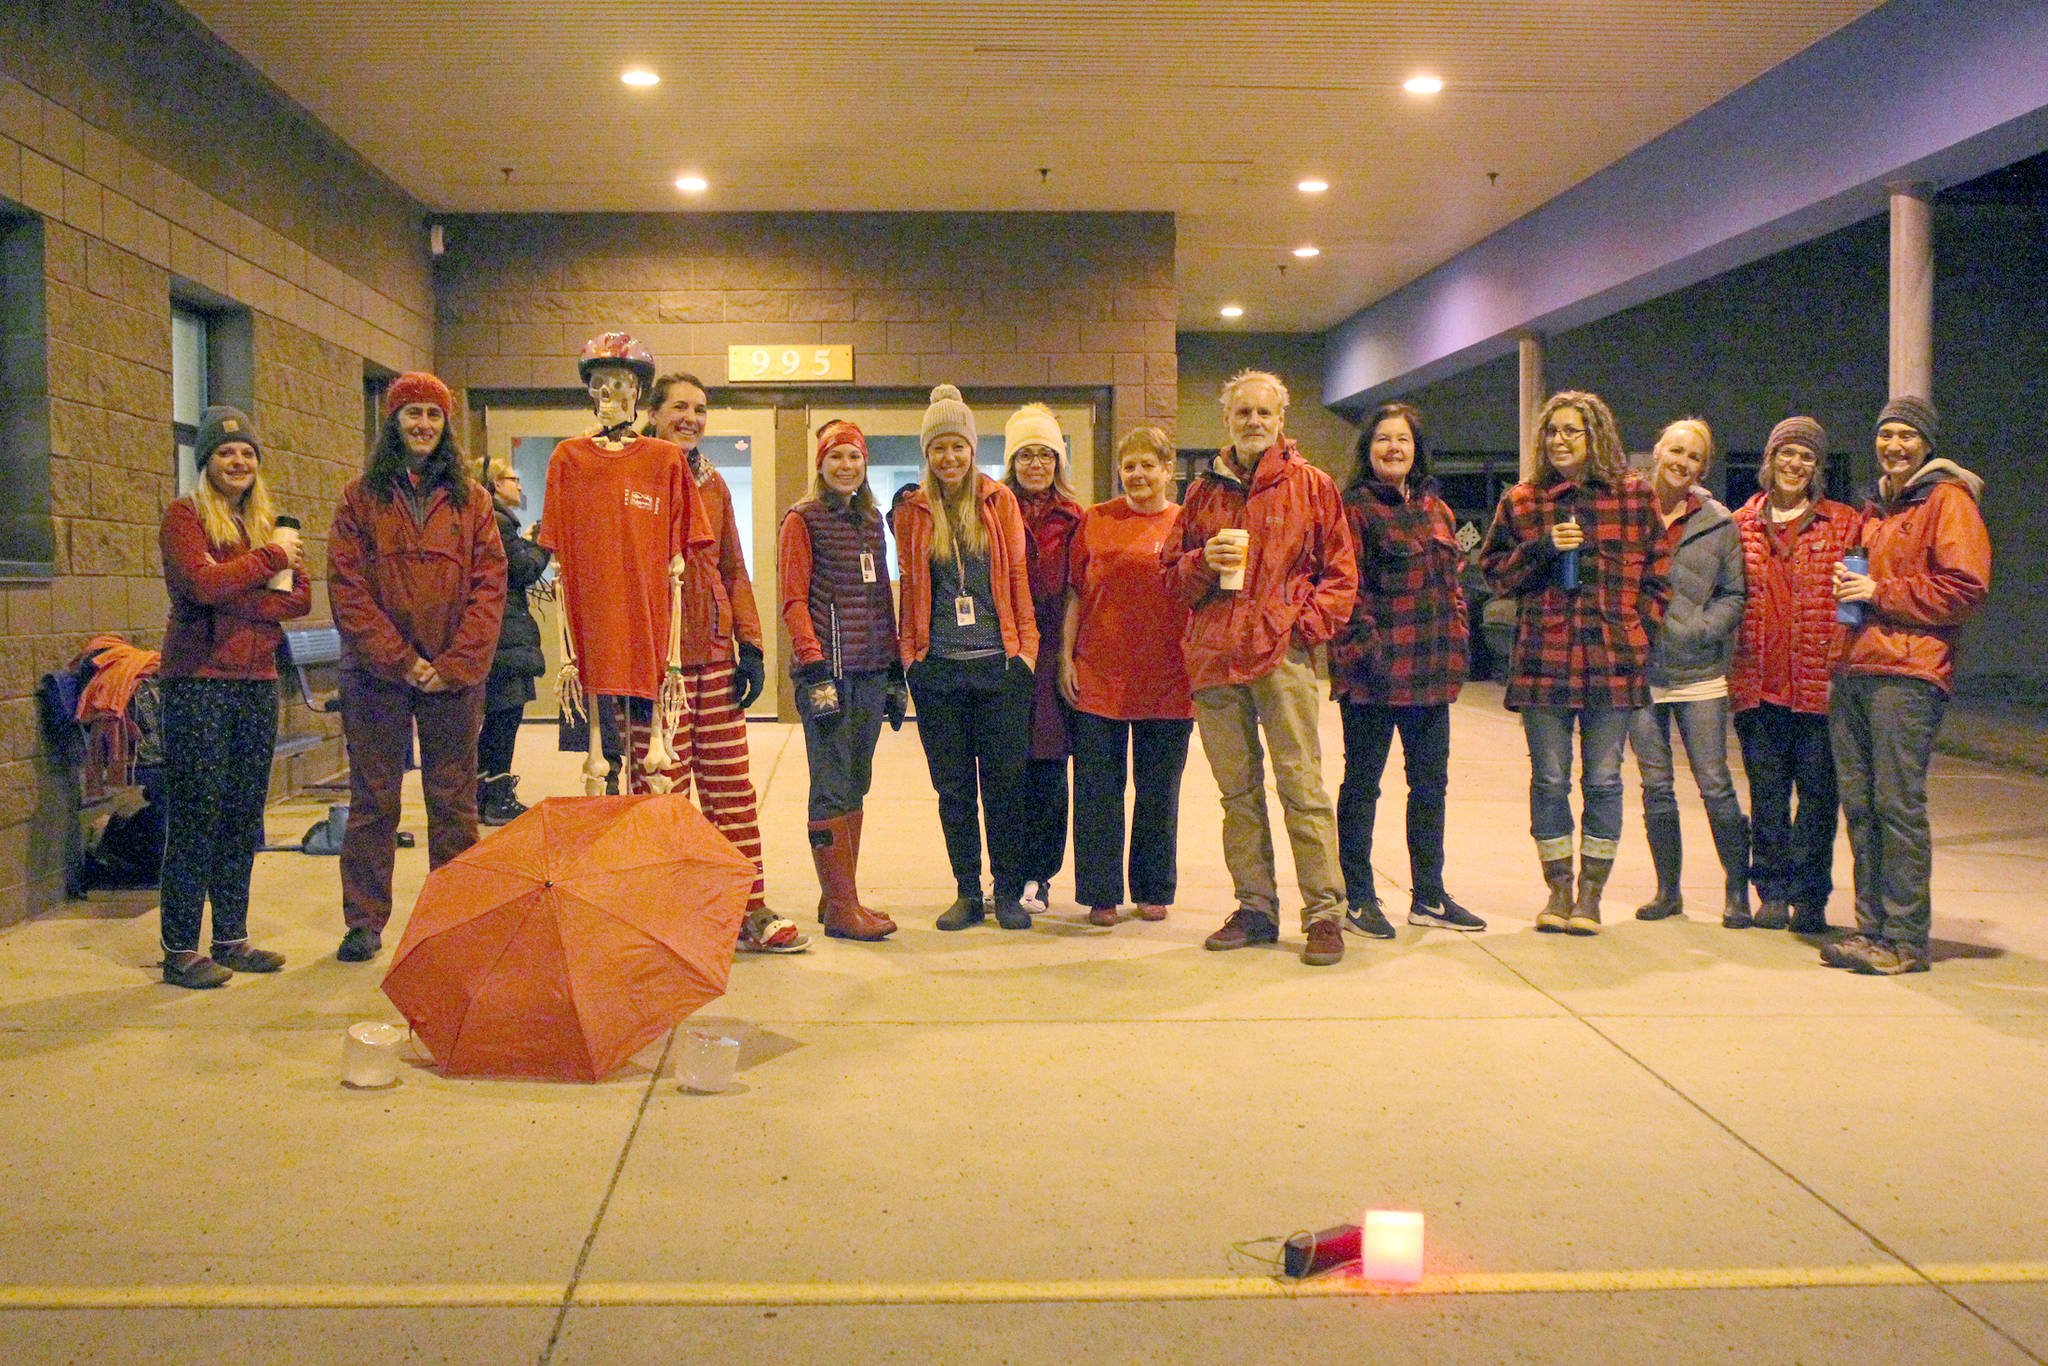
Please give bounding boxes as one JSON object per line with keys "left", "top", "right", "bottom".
{"left": 1888, "top": 184, "right": 1933, "bottom": 401}
{"left": 1517, "top": 333, "right": 1545, "bottom": 481}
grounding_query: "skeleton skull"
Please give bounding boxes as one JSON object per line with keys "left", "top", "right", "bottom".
{"left": 587, "top": 364, "right": 642, "bottom": 430}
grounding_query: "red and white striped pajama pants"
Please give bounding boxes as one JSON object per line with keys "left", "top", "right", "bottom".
{"left": 621, "top": 660, "right": 766, "bottom": 907}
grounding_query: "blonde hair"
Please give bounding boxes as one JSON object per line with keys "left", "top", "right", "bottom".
{"left": 191, "top": 461, "right": 277, "bottom": 552}
{"left": 1219, "top": 369, "right": 1290, "bottom": 412}
{"left": 1533, "top": 391, "right": 1627, "bottom": 487}
{"left": 1655, "top": 417, "right": 1717, "bottom": 474}
{"left": 1116, "top": 425, "right": 1175, "bottom": 466}
{"left": 923, "top": 463, "right": 988, "bottom": 562}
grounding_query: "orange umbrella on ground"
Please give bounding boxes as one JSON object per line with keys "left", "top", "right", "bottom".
{"left": 382, "top": 794, "right": 753, "bottom": 1081}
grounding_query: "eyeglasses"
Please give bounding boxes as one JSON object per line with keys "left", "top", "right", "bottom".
{"left": 1774, "top": 450, "right": 1819, "bottom": 468}
{"left": 1542, "top": 424, "right": 1587, "bottom": 441}
{"left": 1013, "top": 449, "right": 1059, "bottom": 466}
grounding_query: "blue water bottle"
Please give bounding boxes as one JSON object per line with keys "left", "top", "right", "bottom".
{"left": 1837, "top": 547, "right": 1868, "bottom": 626}
{"left": 1556, "top": 512, "right": 1580, "bottom": 591}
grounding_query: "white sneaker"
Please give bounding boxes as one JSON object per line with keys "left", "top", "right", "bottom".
{"left": 1019, "top": 879, "right": 1049, "bottom": 915}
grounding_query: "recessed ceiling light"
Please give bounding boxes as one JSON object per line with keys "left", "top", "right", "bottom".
{"left": 1292, "top": 245, "right": 1321, "bottom": 259}
{"left": 1297, "top": 178, "right": 1329, "bottom": 194}
{"left": 1219, "top": 304, "right": 1245, "bottom": 319}
{"left": 675, "top": 174, "right": 709, "bottom": 193}
{"left": 621, "top": 69, "right": 660, "bottom": 87}
{"left": 1404, "top": 74, "right": 1444, "bottom": 95}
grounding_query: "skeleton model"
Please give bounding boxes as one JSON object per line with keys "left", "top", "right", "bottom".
{"left": 544, "top": 333, "right": 700, "bottom": 796}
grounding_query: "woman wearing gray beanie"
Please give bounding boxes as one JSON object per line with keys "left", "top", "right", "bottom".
{"left": 1729, "top": 417, "right": 1862, "bottom": 934}
{"left": 894, "top": 386, "right": 1041, "bottom": 931}
{"left": 155, "top": 406, "right": 311, "bottom": 987}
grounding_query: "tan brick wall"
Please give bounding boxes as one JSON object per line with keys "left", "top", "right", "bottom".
{"left": 432, "top": 212, "right": 1178, "bottom": 445}
{"left": 1176, "top": 332, "right": 1359, "bottom": 483}
{"left": 0, "top": 58, "right": 432, "bottom": 926}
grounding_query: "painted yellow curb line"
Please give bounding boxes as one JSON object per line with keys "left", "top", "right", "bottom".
{"left": 4, "top": 1264, "right": 2046, "bottom": 1310}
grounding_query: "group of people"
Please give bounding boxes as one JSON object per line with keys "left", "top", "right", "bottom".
{"left": 149, "top": 335, "right": 1991, "bottom": 989}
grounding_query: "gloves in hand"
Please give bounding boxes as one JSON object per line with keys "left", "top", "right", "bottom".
{"left": 734, "top": 643, "right": 766, "bottom": 709}
{"left": 884, "top": 661, "right": 910, "bottom": 730}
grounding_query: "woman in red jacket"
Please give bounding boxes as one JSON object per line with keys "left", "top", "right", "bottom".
{"left": 1824, "top": 397, "right": 1991, "bottom": 975}
{"left": 327, "top": 373, "right": 507, "bottom": 964}
{"left": 155, "top": 406, "right": 311, "bottom": 987}
{"left": 1729, "top": 417, "right": 1862, "bottom": 935}
{"left": 1480, "top": 391, "right": 1668, "bottom": 934}
{"left": 895, "top": 385, "right": 1039, "bottom": 932}
{"left": 1332, "top": 402, "right": 1481, "bottom": 939}
{"left": 1002, "top": 403, "right": 1084, "bottom": 916}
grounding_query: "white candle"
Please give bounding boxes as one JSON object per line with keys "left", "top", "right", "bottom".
{"left": 1360, "top": 1209, "right": 1425, "bottom": 1283}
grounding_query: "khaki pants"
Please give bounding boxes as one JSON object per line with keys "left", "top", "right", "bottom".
{"left": 1193, "top": 647, "right": 1345, "bottom": 928}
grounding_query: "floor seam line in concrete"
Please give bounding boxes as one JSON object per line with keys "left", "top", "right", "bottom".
{"left": 536, "top": 1024, "right": 678, "bottom": 1366}
{"left": 1466, "top": 935, "right": 2048, "bottom": 1365}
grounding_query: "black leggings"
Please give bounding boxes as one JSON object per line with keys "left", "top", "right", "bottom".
{"left": 477, "top": 705, "right": 523, "bottom": 777}
{"left": 158, "top": 677, "right": 277, "bottom": 952}
{"left": 909, "top": 655, "right": 1031, "bottom": 898}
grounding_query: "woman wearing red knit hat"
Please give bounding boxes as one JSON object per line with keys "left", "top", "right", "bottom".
{"left": 327, "top": 372, "right": 506, "bottom": 963}
{"left": 777, "top": 420, "right": 902, "bottom": 940}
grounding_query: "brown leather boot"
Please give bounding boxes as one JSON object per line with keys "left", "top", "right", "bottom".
{"left": 1568, "top": 855, "right": 1613, "bottom": 936}
{"left": 1535, "top": 858, "right": 1575, "bottom": 932}
{"left": 812, "top": 815, "right": 894, "bottom": 941}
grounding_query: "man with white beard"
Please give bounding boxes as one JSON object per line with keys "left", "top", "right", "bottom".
{"left": 1162, "top": 371, "right": 1358, "bottom": 966}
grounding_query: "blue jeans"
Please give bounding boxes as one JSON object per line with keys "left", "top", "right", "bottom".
{"left": 1629, "top": 697, "right": 1744, "bottom": 826}
{"left": 1521, "top": 707, "right": 1631, "bottom": 862}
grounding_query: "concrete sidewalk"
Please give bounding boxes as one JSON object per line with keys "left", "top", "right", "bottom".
{"left": 2, "top": 685, "right": 2046, "bottom": 1364}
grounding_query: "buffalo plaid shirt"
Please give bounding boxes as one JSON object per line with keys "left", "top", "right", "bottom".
{"left": 1480, "top": 471, "right": 1670, "bottom": 711}
{"left": 1329, "top": 478, "right": 1468, "bottom": 706}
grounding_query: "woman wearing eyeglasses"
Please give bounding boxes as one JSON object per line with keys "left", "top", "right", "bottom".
{"left": 1002, "top": 404, "right": 1085, "bottom": 916}
{"left": 1480, "top": 391, "right": 1669, "bottom": 934}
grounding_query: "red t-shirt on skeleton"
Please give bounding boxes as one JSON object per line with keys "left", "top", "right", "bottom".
{"left": 537, "top": 433, "right": 713, "bottom": 700}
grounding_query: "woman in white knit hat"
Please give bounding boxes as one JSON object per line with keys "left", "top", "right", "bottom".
{"left": 894, "top": 386, "right": 1041, "bottom": 931}
{"left": 1002, "top": 403, "right": 1085, "bottom": 915}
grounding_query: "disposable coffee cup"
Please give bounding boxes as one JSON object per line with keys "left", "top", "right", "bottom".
{"left": 1215, "top": 528, "right": 1250, "bottom": 591}
{"left": 677, "top": 1029, "right": 740, "bottom": 1093}
{"left": 269, "top": 515, "right": 300, "bottom": 592}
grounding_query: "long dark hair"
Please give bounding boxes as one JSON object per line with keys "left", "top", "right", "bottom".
{"left": 364, "top": 412, "right": 471, "bottom": 507}
{"left": 1350, "top": 401, "right": 1431, "bottom": 490}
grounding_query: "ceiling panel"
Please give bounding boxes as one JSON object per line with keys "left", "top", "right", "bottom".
{"left": 179, "top": 0, "right": 1881, "bottom": 329}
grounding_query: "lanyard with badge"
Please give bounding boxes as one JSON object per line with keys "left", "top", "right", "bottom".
{"left": 949, "top": 508, "right": 976, "bottom": 627}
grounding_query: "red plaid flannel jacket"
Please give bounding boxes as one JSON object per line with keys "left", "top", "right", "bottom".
{"left": 1329, "top": 478, "right": 1468, "bottom": 706}
{"left": 1480, "top": 471, "right": 1670, "bottom": 711}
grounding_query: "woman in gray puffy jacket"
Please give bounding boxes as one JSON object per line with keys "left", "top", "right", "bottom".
{"left": 1629, "top": 418, "right": 1750, "bottom": 926}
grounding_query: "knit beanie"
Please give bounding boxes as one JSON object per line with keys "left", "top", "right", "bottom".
{"left": 1003, "top": 403, "right": 1065, "bottom": 465}
{"left": 1875, "top": 395, "right": 1937, "bottom": 449}
{"left": 920, "top": 384, "right": 977, "bottom": 455}
{"left": 192, "top": 404, "right": 261, "bottom": 468}
{"left": 1764, "top": 416, "right": 1827, "bottom": 462}
{"left": 385, "top": 371, "right": 455, "bottom": 419}
{"left": 816, "top": 419, "right": 868, "bottom": 467}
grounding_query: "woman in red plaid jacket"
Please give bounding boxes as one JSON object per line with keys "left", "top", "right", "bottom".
{"left": 1481, "top": 391, "right": 1669, "bottom": 934}
{"left": 1330, "top": 402, "right": 1482, "bottom": 939}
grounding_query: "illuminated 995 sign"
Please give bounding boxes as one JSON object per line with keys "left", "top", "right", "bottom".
{"left": 726, "top": 344, "right": 853, "bottom": 383}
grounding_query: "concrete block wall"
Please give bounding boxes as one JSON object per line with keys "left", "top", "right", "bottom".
{"left": 0, "top": 34, "right": 433, "bottom": 925}
{"left": 1176, "top": 331, "right": 1359, "bottom": 482}
{"left": 431, "top": 212, "right": 1178, "bottom": 445}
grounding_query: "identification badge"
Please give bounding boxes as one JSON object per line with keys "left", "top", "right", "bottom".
{"left": 860, "top": 551, "right": 877, "bottom": 583}
{"left": 955, "top": 596, "right": 976, "bottom": 627}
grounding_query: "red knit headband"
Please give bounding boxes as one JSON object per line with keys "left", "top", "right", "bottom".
{"left": 816, "top": 419, "right": 868, "bottom": 466}
{"left": 385, "top": 371, "right": 454, "bottom": 419}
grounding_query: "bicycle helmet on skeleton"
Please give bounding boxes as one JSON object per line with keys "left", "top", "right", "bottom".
{"left": 577, "top": 332, "right": 656, "bottom": 386}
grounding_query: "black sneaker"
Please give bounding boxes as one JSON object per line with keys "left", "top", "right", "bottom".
{"left": 1344, "top": 899, "right": 1397, "bottom": 939}
{"left": 1409, "top": 893, "right": 1485, "bottom": 932}
{"left": 337, "top": 927, "right": 383, "bottom": 962}
{"left": 934, "top": 897, "right": 986, "bottom": 931}
{"left": 991, "top": 896, "right": 1033, "bottom": 931}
